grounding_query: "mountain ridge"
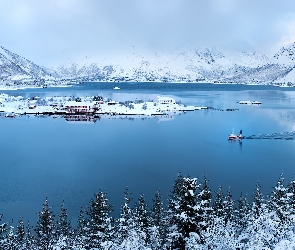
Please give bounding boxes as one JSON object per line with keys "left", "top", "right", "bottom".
{"left": 1, "top": 43, "right": 295, "bottom": 88}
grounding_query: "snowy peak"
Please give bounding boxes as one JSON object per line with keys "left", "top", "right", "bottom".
{"left": 0, "top": 46, "right": 58, "bottom": 82}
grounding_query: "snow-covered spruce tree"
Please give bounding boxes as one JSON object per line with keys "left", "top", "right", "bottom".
{"left": 55, "top": 201, "right": 73, "bottom": 249}
{"left": 0, "top": 214, "right": 8, "bottom": 246}
{"left": 151, "top": 190, "right": 164, "bottom": 228}
{"left": 240, "top": 175, "right": 293, "bottom": 249}
{"left": 56, "top": 201, "right": 72, "bottom": 237}
{"left": 167, "top": 174, "right": 200, "bottom": 248}
{"left": 236, "top": 182, "right": 271, "bottom": 248}
{"left": 212, "top": 186, "right": 224, "bottom": 219}
{"left": 113, "top": 187, "right": 146, "bottom": 248}
{"left": 223, "top": 187, "right": 235, "bottom": 226}
{"left": 195, "top": 176, "right": 213, "bottom": 234}
{"left": 203, "top": 186, "right": 228, "bottom": 248}
{"left": 287, "top": 178, "right": 295, "bottom": 216}
{"left": 2, "top": 225, "right": 17, "bottom": 250}
{"left": 234, "top": 192, "right": 250, "bottom": 234}
{"left": 205, "top": 187, "right": 237, "bottom": 248}
{"left": 15, "top": 218, "right": 26, "bottom": 249}
{"left": 246, "top": 182, "right": 266, "bottom": 239}
{"left": 23, "top": 221, "right": 36, "bottom": 249}
{"left": 75, "top": 208, "right": 88, "bottom": 249}
{"left": 269, "top": 174, "right": 292, "bottom": 223}
{"left": 134, "top": 194, "right": 151, "bottom": 243}
{"left": 185, "top": 175, "right": 214, "bottom": 248}
{"left": 252, "top": 181, "right": 264, "bottom": 220}
{"left": 150, "top": 190, "right": 166, "bottom": 248}
{"left": 34, "top": 197, "right": 56, "bottom": 249}
{"left": 84, "top": 191, "right": 113, "bottom": 249}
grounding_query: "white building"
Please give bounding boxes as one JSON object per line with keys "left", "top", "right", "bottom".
{"left": 64, "top": 101, "right": 93, "bottom": 113}
{"left": 157, "top": 96, "right": 176, "bottom": 104}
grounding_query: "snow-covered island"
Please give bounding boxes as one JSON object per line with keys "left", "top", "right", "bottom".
{"left": 0, "top": 94, "right": 208, "bottom": 121}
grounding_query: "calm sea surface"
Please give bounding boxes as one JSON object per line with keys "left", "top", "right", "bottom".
{"left": 1, "top": 82, "right": 295, "bottom": 224}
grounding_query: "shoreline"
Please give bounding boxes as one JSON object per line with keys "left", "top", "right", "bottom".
{"left": 0, "top": 81, "right": 294, "bottom": 91}
{"left": 0, "top": 93, "right": 210, "bottom": 121}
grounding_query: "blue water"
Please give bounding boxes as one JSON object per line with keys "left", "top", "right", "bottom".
{"left": 1, "top": 82, "right": 295, "bottom": 225}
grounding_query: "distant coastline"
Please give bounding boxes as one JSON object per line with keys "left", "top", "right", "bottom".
{"left": 1, "top": 43, "right": 295, "bottom": 90}
{"left": 0, "top": 80, "right": 294, "bottom": 92}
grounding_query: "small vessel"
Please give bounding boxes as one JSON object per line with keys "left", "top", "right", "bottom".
{"left": 228, "top": 129, "right": 243, "bottom": 140}
{"left": 113, "top": 86, "right": 120, "bottom": 90}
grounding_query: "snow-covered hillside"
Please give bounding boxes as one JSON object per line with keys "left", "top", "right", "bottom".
{"left": 0, "top": 46, "right": 60, "bottom": 88}
{"left": 1, "top": 43, "right": 295, "bottom": 88}
{"left": 55, "top": 44, "right": 295, "bottom": 86}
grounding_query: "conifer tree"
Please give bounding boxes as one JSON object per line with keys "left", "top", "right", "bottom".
{"left": 151, "top": 190, "right": 164, "bottom": 227}
{"left": 76, "top": 208, "right": 86, "bottom": 236}
{"left": 168, "top": 174, "right": 200, "bottom": 248}
{"left": 212, "top": 186, "right": 225, "bottom": 218}
{"left": 269, "top": 174, "right": 291, "bottom": 223}
{"left": 223, "top": 187, "right": 235, "bottom": 225}
{"left": 0, "top": 214, "right": 7, "bottom": 244}
{"left": 56, "top": 201, "right": 73, "bottom": 249}
{"left": 3, "top": 226, "right": 17, "bottom": 250}
{"left": 205, "top": 186, "right": 228, "bottom": 248}
{"left": 287, "top": 179, "right": 295, "bottom": 216}
{"left": 15, "top": 218, "right": 26, "bottom": 249}
{"left": 56, "top": 201, "right": 71, "bottom": 237}
{"left": 196, "top": 175, "right": 213, "bottom": 234}
{"left": 75, "top": 209, "right": 87, "bottom": 249}
{"left": 24, "top": 221, "right": 35, "bottom": 250}
{"left": 84, "top": 191, "right": 113, "bottom": 248}
{"left": 252, "top": 182, "right": 264, "bottom": 219}
{"left": 151, "top": 190, "right": 166, "bottom": 247}
{"left": 34, "top": 197, "right": 56, "bottom": 249}
{"left": 134, "top": 194, "right": 150, "bottom": 239}
{"left": 114, "top": 187, "right": 134, "bottom": 244}
{"left": 235, "top": 192, "right": 250, "bottom": 232}
{"left": 114, "top": 187, "right": 146, "bottom": 248}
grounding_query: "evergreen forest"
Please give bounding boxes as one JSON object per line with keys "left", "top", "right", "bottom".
{"left": 1, "top": 173, "right": 295, "bottom": 249}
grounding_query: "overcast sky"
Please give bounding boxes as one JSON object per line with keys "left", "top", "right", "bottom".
{"left": 1, "top": 0, "right": 295, "bottom": 67}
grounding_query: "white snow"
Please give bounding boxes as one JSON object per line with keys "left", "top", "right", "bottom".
{"left": 0, "top": 94, "right": 207, "bottom": 120}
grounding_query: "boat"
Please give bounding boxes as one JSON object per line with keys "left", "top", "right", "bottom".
{"left": 113, "top": 86, "right": 120, "bottom": 90}
{"left": 228, "top": 129, "right": 243, "bottom": 140}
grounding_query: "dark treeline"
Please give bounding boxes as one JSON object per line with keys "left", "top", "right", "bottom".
{"left": 1, "top": 173, "right": 295, "bottom": 249}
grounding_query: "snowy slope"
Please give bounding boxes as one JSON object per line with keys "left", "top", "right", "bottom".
{"left": 273, "top": 42, "right": 295, "bottom": 66}
{"left": 1, "top": 43, "right": 295, "bottom": 88}
{"left": 272, "top": 42, "right": 295, "bottom": 85}
{"left": 0, "top": 46, "right": 59, "bottom": 87}
{"left": 55, "top": 46, "right": 290, "bottom": 85}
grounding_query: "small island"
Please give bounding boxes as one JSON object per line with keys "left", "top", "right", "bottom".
{"left": 0, "top": 94, "right": 208, "bottom": 121}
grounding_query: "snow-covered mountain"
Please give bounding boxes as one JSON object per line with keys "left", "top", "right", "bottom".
{"left": 55, "top": 44, "right": 295, "bottom": 86}
{"left": 1, "top": 43, "right": 295, "bottom": 88}
{"left": 0, "top": 46, "right": 59, "bottom": 88}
